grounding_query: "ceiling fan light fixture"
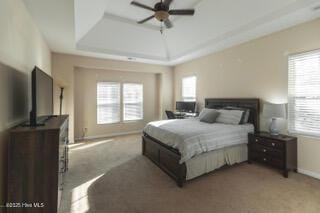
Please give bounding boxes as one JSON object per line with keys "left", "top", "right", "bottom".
{"left": 155, "top": 11, "right": 169, "bottom": 22}
{"left": 131, "top": 0, "right": 195, "bottom": 31}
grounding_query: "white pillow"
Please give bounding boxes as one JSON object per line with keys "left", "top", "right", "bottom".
{"left": 216, "top": 109, "right": 244, "bottom": 125}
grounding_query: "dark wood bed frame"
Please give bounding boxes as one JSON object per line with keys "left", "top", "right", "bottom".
{"left": 142, "top": 98, "right": 260, "bottom": 187}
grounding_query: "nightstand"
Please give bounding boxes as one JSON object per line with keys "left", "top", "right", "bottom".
{"left": 248, "top": 132, "right": 297, "bottom": 178}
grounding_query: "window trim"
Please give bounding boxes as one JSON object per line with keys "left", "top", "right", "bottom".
{"left": 97, "top": 81, "right": 121, "bottom": 125}
{"left": 123, "top": 83, "right": 144, "bottom": 122}
{"left": 288, "top": 49, "right": 320, "bottom": 138}
{"left": 181, "top": 75, "right": 197, "bottom": 102}
{"left": 96, "top": 81, "right": 144, "bottom": 125}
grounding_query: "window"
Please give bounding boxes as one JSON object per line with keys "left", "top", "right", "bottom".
{"left": 288, "top": 50, "right": 320, "bottom": 137}
{"left": 182, "top": 76, "right": 196, "bottom": 101}
{"left": 123, "top": 83, "right": 143, "bottom": 121}
{"left": 97, "top": 82, "right": 120, "bottom": 124}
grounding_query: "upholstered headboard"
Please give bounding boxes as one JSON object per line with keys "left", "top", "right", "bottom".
{"left": 205, "top": 98, "right": 260, "bottom": 132}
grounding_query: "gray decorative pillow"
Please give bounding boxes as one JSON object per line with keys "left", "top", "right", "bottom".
{"left": 216, "top": 109, "right": 244, "bottom": 125}
{"left": 224, "top": 106, "right": 250, "bottom": 124}
{"left": 199, "top": 108, "right": 220, "bottom": 123}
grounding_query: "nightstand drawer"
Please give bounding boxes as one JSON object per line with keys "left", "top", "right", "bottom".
{"left": 252, "top": 152, "right": 284, "bottom": 169}
{"left": 251, "top": 136, "right": 284, "bottom": 149}
{"left": 251, "top": 143, "right": 283, "bottom": 159}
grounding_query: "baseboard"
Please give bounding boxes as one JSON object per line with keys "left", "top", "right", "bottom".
{"left": 298, "top": 168, "right": 320, "bottom": 180}
{"left": 75, "top": 130, "right": 142, "bottom": 141}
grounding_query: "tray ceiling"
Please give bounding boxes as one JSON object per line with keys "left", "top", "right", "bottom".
{"left": 24, "top": 0, "right": 320, "bottom": 65}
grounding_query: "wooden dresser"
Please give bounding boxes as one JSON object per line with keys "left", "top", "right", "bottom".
{"left": 248, "top": 132, "right": 297, "bottom": 178}
{"left": 7, "top": 115, "right": 69, "bottom": 213}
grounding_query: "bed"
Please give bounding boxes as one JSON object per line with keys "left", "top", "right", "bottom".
{"left": 142, "top": 98, "right": 260, "bottom": 187}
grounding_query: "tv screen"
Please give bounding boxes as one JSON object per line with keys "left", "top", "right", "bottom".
{"left": 176, "top": 101, "right": 196, "bottom": 113}
{"left": 30, "top": 67, "right": 53, "bottom": 126}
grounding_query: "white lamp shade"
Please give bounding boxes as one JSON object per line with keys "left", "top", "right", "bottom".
{"left": 263, "top": 103, "right": 286, "bottom": 119}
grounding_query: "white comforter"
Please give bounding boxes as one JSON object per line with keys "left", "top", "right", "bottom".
{"left": 143, "top": 118, "right": 254, "bottom": 163}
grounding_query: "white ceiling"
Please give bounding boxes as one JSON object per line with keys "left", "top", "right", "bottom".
{"left": 24, "top": 0, "right": 320, "bottom": 66}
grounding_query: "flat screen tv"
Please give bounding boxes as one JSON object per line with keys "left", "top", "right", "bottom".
{"left": 29, "top": 67, "right": 53, "bottom": 126}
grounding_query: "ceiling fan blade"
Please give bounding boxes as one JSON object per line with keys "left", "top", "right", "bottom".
{"left": 169, "top": 9, "right": 195, "bottom": 15}
{"left": 164, "top": 0, "right": 174, "bottom": 6}
{"left": 164, "top": 19, "right": 173, "bottom": 29}
{"left": 131, "top": 1, "right": 155, "bottom": 11}
{"left": 137, "top": 15, "right": 155, "bottom": 24}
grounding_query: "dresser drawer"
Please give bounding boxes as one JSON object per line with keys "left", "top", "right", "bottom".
{"left": 251, "top": 143, "right": 283, "bottom": 159}
{"left": 251, "top": 136, "right": 284, "bottom": 149}
{"left": 252, "top": 152, "right": 284, "bottom": 169}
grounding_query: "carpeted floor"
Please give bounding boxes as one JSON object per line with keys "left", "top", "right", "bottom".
{"left": 59, "top": 134, "right": 320, "bottom": 213}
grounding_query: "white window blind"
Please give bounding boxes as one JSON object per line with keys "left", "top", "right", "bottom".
{"left": 182, "top": 76, "right": 196, "bottom": 101}
{"left": 123, "top": 83, "right": 143, "bottom": 121}
{"left": 288, "top": 50, "right": 320, "bottom": 137}
{"left": 97, "top": 82, "right": 120, "bottom": 124}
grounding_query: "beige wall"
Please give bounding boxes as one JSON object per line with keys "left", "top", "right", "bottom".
{"left": 174, "top": 18, "right": 320, "bottom": 177}
{"left": 0, "top": 0, "right": 51, "bottom": 209}
{"left": 52, "top": 53, "right": 173, "bottom": 143}
{"left": 74, "top": 68, "right": 158, "bottom": 139}
{"left": 1, "top": 3, "right": 318, "bottom": 209}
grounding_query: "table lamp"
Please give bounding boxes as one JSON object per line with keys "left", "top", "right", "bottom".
{"left": 263, "top": 103, "right": 286, "bottom": 135}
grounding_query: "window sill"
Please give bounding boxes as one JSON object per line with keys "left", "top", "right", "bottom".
{"left": 97, "top": 122, "right": 121, "bottom": 125}
{"left": 288, "top": 131, "right": 320, "bottom": 140}
{"left": 123, "top": 119, "right": 144, "bottom": 123}
{"left": 97, "top": 119, "right": 144, "bottom": 125}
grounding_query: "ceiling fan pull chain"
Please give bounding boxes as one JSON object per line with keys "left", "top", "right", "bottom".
{"left": 160, "top": 22, "right": 164, "bottom": 34}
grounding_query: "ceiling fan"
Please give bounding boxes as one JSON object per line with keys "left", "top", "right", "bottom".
{"left": 131, "top": 0, "right": 195, "bottom": 30}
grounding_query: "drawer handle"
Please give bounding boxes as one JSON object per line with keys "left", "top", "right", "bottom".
{"left": 271, "top": 143, "right": 275, "bottom": 146}
{"left": 60, "top": 160, "right": 66, "bottom": 173}
{"left": 255, "top": 139, "right": 259, "bottom": 142}
{"left": 263, "top": 158, "right": 267, "bottom": 161}
{"left": 263, "top": 149, "right": 267, "bottom": 153}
